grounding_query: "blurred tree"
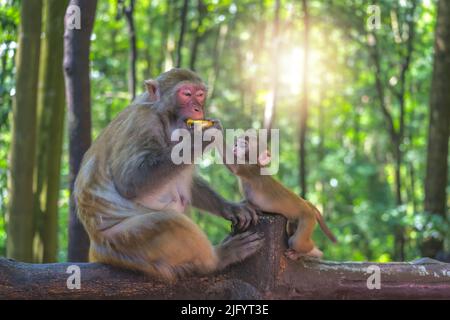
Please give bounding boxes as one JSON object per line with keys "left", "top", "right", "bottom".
{"left": 176, "top": 0, "right": 189, "bottom": 68}
{"left": 190, "top": 0, "right": 207, "bottom": 71}
{"left": 209, "top": 20, "right": 231, "bottom": 99}
{"left": 0, "top": 0, "right": 445, "bottom": 264}
{"left": 299, "top": 0, "right": 310, "bottom": 198}
{"left": 0, "top": 0, "right": 19, "bottom": 256}
{"left": 367, "top": 0, "right": 418, "bottom": 261}
{"left": 7, "top": 0, "right": 43, "bottom": 262}
{"left": 33, "top": 0, "right": 69, "bottom": 263}
{"left": 159, "top": 0, "right": 174, "bottom": 72}
{"left": 263, "top": 0, "right": 280, "bottom": 133}
{"left": 143, "top": 3, "right": 155, "bottom": 78}
{"left": 421, "top": 0, "right": 450, "bottom": 259}
{"left": 64, "top": 0, "right": 98, "bottom": 262}
{"left": 118, "top": 0, "right": 137, "bottom": 100}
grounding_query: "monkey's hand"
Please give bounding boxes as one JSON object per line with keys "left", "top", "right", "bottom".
{"left": 222, "top": 201, "right": 260, "bottom": 231}
{"left": 216, "top": 231, "right": 264, "bottom": 270}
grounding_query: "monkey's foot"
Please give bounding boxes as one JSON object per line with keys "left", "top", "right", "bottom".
{"left": 284, "top": 247, "right": 323, "bottom": 260}
{"left": 305, "top": 247, "right": 323, "bottom": 259}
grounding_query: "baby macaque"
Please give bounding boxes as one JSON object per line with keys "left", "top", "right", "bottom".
{"left": 223, "top": 133, "right": 337, "bottom": 259}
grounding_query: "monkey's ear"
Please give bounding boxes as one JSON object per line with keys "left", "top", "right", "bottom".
{"left": 144, "top": 79, "right": 160, "bottom": 102}
{"left": 258, "top": 150, "right": 271, "bottom": 167}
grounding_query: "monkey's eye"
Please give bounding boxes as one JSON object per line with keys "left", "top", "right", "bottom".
{"left": 196, "top": 91, "right": 205, "bottom": 98}
{"left": 182, "top": 90, "right": 192, "bottom": 97}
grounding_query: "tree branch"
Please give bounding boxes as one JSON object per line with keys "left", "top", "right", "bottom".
{"left": 1, "top": 215, "right": 450, "bottom": 299}
{"left": 368, "top": 34, "right": 398, "bottom": 144}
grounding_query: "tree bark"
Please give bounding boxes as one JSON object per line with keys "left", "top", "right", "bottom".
{"left": 299, "top": 0, "right": 310, "bottom": 198}
{"left": 144, "top": 4, "right": 154, "bottom": 78}
{"left": 122, "top": 0, "right": 137, "bottom": 100}
{"left": 0, "top": 43, "right": 9, "bottom": 98}
{"left": 370, "top": 40, "right": 405, "bottom": 261}
{"left": 176, "top": 0, "right": 189, "bottom": 68}
{"left": 368, "top": 1, "right": 418, "bottom": 261}
{"left": 63, "top": 0, "right": 98, "bottom": 262}
{"left": 263, "top": 0, "right": 280, "bottom": 133}
{"left": 7, "top": 0, "right": 43, "bottom": 263}
{"left": 156, "top": 9, "right": 165, "bottom": 73}
{"left": 1, "top": 215, "right": 450, "bottom": 299}
{"left": 158, "top": 0, "right": 173, "bottom": 73}
{"left": 34, "top": 0, "right": 69, "bottom": 263}
{"left": 393, "top": 1, "right": 417, "bottom": 262}
{"left": 421, "top": 0, "right": 450, "bottom": 259}
{"left": 209, "top": 16, "right": 234, "bottom": 99}
{"left": 189, "top": 0, "right": 207, "bottom": 71}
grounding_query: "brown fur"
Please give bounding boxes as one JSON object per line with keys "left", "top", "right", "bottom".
{"left": 223, "top": 136, "right": 337, "bottom": 258}
{"left": 74, "top": 69, "right": 263, "bottom": 281}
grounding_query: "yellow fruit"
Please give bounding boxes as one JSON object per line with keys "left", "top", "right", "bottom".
{"left": 186, "top": 119, "right": 215, "bottom": 129}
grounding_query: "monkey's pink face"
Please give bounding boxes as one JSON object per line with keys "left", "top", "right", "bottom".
{"left": 176, "top": 84, "right": 206, "bottom": 120}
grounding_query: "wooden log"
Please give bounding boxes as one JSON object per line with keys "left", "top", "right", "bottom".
{"left": 1, "top": 215, "right": 450, "bottom": 299}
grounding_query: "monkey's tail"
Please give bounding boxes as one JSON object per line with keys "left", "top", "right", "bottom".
{"left": 306, "top": 201, "right": 337, "bottom": 243}
{"left": 317, "top": 215, "right": 338, "bottom": 243}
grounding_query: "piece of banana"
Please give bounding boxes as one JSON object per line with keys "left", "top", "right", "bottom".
{"left": 186, "top": 118, "right": 215, "bottom": 129}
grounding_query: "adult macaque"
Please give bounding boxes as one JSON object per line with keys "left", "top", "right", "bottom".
{"left": 222, "top": 133, "right": 337, "bottom": 259}
{"left": 74, "top": 69, "right": 262, "bottom": 280}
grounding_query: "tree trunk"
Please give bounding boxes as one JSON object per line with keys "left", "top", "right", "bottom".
{"left": 176, "top": 0, "right": 189, "bottom": 68}
{"left": 161, "top": 0, "right": 176, "bottom": 71}
{"left": 63, "top": 0, "right": 98, "bottom": 262}
{"left": 144, "top": 4, "right": 154, "bottom": 78}
{"left": 370, "top": 39, "right": 405, "bottom": 260}
{"left": 34, "top": 0, "right": 69, "bottom": 263}
{"left": 158, "top": 0, "right": 174, "bottom": 73}
{"left": 189, "top": 0, "right": 206, "bottom": 71}
{"left": 393, "top": 1, "right": 417, "bottom": 262}
{"left": 299, "top": 0, "right": 310, "bottom": 198}
{"left": 393, "top": 141, "right": 405, "bottom": 261}
{"left": 7, "top": 0, "right": 43, "bottom": 263}
{"left": 122, "top": 0, "right": 137, "bottom": 100}
{"left": 421, "top": 0, "right": 450, "bottom": 259}
{"left": 407, "top": 98, "right": 418, "bottom": 214}
{"left": 263, "top": 0, "right": 280, "bottom": 133}
{"left": 368, "top": 1, "right": 417, "bottom": 261}
{"left": 0, "top": 42, "right": 15, "bottom": 225}
{"left": 0, "top": 43, "right": 9, "bottom": 95}
{"left": 209, "top": 18, "right": 233, "bottom": 99}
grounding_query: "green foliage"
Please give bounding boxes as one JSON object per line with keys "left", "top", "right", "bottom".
{"left": 0, "top": 0, "right": 448, "bottom": 262}
{"left": 0, "top": 0, "right": 19, "bottom": 256}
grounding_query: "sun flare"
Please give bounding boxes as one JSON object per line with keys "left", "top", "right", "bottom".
{"left": 279, "top": 47, "right": 322, "bottom": 94}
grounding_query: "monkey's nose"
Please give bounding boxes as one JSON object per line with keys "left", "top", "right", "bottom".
{"left": 191, "top": 106, "right": 204, "bottom": 119}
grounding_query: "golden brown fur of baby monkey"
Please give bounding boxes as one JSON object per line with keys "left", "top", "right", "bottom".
{"left": 223, "top": 134, "right": 337, "bottom": 259}
{"left": 74, "top": 69, "right": 263, "bottom": 281}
